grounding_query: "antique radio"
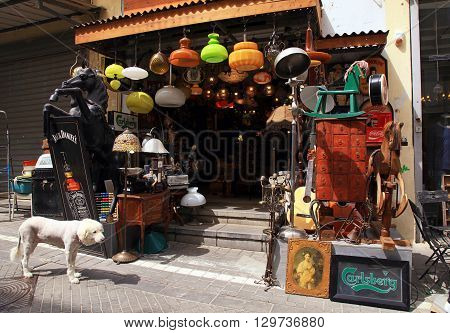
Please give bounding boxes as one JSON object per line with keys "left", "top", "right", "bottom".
{"left": 315, "top": 119, "right": 367, "bottom": 202}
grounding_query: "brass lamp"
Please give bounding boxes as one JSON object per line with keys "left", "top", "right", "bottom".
{"left": 112, "top": 129, "right": 141, "bottom": 264}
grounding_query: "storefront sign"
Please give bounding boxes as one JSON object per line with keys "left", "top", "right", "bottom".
{"left": 109, "top": 111, "right": 138, "bottom": 133}
{"left": 330, "top": 255, "right": 410, "bottom": 311}
{"left": 47, "top": 117, "right": 98, "bottom": 221}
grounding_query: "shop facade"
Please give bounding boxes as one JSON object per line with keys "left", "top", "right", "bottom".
{"left": 71, "top": 0, "right": 419, "bottom": 242}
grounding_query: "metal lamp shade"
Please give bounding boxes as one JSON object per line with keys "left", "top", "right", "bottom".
{"left": 126, "top": 92, "right": 154, "bottom": 114}
{"left": 142, "top": 137, "right": 169, "bottom": 154}
{"left": 274, "top": 47, "right": 311, "bottom": 79}
{"left": 201, "top": 33, "right": 228, "bottom": 64}
{"left": 149, "top": 51, "right": 170, "bottom": 75}
{"left": 113, "top": 129, "right": 141, "bottom": 153}
{"left": 155, "top": 85, "right": 186, "bottom": 107}
{"left": 122, "top": 66, "right": 149, "bottom": 80}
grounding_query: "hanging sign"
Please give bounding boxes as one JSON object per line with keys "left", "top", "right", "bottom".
{"left": 108, "top": 111, "right": 138, "bottom": 133}
{"left": 330, "top": 255, "right": 410, "bottom": 311}
{"left": 47, "top": 117, "right": 98, "bottom": 221}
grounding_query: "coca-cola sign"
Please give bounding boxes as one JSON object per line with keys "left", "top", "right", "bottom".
{"left": 361, "top": 101, "right": 393, "bottom": 146}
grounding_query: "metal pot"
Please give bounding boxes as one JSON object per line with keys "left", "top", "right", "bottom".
{"left": 274, "top": 47, "right": 311, "bottom": 79}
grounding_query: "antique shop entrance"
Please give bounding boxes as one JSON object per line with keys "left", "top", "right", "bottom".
{"left": 75, "top": 7, "right": 319, "bottom": 224}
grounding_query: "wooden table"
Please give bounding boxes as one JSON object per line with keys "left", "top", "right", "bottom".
{"left": 117, "top": 190, "right": 170, "bottom": 253}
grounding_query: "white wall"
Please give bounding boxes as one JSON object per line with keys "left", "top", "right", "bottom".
{"left": 320, "top": 0, "right": 387, "bottom": 37}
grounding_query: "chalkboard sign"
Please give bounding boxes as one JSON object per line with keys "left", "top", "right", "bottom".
{"left": 47, "top": 117, "right": 97, "bottom": 221}
{"left": 330, "top": 255, "right": 410, "bottom": 311}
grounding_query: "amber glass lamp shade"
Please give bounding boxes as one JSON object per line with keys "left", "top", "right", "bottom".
{"left": 170, "top": 37, "right": 200, "bottom": 68}
{"left": 229, "top": 41, "right": 264, "bottom": 72}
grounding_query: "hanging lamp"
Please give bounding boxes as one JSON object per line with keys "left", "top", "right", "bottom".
{"left": 170, "top": 28, "right": 200, "bottom": 68}
{"left": 304, "top": 22, "right": 331, "bottom": 67}
{"left": 122, "top": 36, "right": 149, "bottom": 80}
{"left": 126, "top": 91, "right": 154, "bottom": 114}
{"left": 105, "top": 46, "right": 124, "bottom": 90}
{"left": 149, "top": 32, "right": 170, "bottom": 75}
{"left": 201, "top": 32, "right": 228, "bottom": 64}
{"left": 229, "top": 20, "right": 264, "bottom": 72}
{"left": 191, "top": 84, "right": 203, "bottom": 96}
{"left": 155, "top": 64, "right": 186, "bottom": 107}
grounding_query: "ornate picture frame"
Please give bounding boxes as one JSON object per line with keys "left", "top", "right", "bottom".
{"left": 285, "top": 240, "right": 332, "bottom": 298}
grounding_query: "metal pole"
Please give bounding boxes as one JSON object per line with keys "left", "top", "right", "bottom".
{"left": 289, "top": 120, "right": 296, "bottom": 228}
{"left": 123, "top": 152, "right": 128, "bottom": 251}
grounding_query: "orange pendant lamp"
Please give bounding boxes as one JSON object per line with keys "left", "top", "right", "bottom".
{"left": 170, "top": 30, "right": 200, "bottom": 68}
{"left": 229, "top": 24, "right": 264, "bottom": 72}
{"left": 305, "top": 23, "right": 331, "bottom": 67}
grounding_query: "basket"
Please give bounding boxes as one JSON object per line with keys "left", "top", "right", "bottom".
{"left": 11, "top": 176, "right": 32, "bottom": 194}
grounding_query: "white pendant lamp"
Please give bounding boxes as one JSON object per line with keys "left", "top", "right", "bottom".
{"left": 122, "top": 36, "right": 149, "bottom": 80}
{"left": 155, "top": 64, "right": 186, "bottom": 107}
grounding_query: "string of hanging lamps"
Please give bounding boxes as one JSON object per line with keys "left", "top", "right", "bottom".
{"left": 122, "top": 36, "right": 149, "bottom": 80}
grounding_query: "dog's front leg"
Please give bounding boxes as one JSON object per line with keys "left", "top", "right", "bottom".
{"left": 70, "top": 249, "right": 82, "bottom": 278}
{"left": 65, "top": 246, "right": 79, "bottom": 284}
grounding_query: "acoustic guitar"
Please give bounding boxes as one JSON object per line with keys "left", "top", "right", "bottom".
{"left": 287, "top": 186, "right": 316, "bottom": 231}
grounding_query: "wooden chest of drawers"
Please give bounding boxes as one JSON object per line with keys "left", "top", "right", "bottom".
{"left": 315, "top": 119, "right": 367, "bottom": 202}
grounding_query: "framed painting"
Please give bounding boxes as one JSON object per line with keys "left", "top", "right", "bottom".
{"left": 285, "top": 240, "right": 332, "bottom": 298}
{"left": 330, "top": 255, "right": 410, "bottom": 311}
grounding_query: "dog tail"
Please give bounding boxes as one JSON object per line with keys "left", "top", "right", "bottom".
{"left": 10, "top": 234, "right": 22, "bottom": 262}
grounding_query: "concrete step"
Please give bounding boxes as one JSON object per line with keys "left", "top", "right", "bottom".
{"left": 188, "top": 199, "right": 270, "bottom": 227}
{"left": 155, "top": 222, "right": 269, "bottom": 252}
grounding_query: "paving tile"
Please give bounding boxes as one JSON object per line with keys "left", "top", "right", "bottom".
{"left": 211, "top": 294, "right": 247, "bottom": 309}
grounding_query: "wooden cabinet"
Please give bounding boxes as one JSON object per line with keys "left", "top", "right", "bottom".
{"left": 315, "top": 119, "right": 367, "bottom": 202}
{"left": 117, "top": 190, "right": 170, "bottom": 253}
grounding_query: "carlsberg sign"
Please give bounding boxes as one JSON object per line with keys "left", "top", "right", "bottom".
{"left": 342, "top": 267, "right": 398, "bottom": 294}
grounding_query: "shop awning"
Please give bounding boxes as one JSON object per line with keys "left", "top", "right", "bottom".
{"left": 316, "top": 30, "right": 388, "bottom": 51}
{"left": 74, "top": 0, "right": 322, "bottom": 45}
{"left": 0, "top": 0, "right": 99, "bottom": 33}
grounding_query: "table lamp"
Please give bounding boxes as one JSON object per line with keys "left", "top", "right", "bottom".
{"left": 112, "top": 129, "right": 141, "bottom": 264}
{"left": 142, "top": 130, "right": 169, "bottom": 192}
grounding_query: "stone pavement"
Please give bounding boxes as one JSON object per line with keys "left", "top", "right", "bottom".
{"left": 0, "top": 210, "right": 448, "bottom": 313}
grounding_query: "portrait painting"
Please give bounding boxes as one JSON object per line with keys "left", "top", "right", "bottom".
{"left": 285, "top": 240, "right": 331, "bottom": 298}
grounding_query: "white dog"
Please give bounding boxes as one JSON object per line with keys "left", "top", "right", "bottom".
{"left": 10, "top": 217, "right": 105, "bottom": 284}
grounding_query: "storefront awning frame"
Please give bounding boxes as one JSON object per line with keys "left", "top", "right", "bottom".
{"left": 74, "top": 0, "right": 322, "bottom": 45}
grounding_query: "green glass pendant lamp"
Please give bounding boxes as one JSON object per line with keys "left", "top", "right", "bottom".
{"left": 201, "top": 33, "right": 228, "bottom": 64}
